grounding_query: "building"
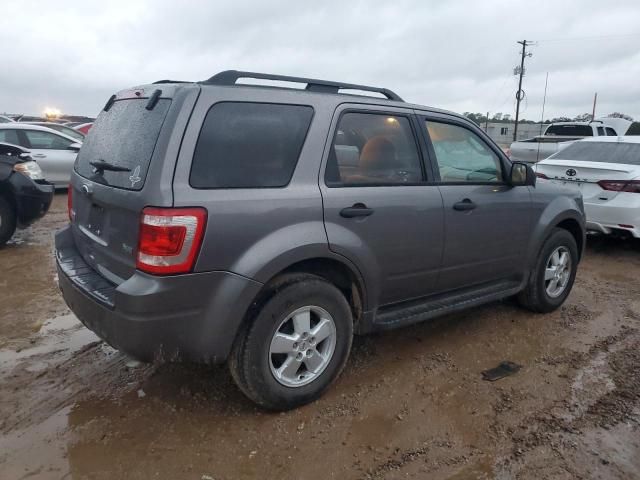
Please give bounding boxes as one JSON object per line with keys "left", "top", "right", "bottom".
{"left": 483, "top": 122, "right": 544, "bottom": 147}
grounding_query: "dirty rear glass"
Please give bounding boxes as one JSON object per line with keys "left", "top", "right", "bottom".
{"left": 74, "top": 98, "right": 171, "bottom": 190}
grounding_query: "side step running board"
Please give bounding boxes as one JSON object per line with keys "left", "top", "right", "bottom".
{"left": 373, "top": 281, "right": 521, "bottom": 330}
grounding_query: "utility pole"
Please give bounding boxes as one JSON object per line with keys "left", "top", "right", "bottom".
{"left": 591, "top": 92, "right": 598, "bottom": 121}
{"left": 485, "top": 111, "right": 489, "bottom": 132}
{"left": 513, "top": 40, "right": 533, "bottom": 142}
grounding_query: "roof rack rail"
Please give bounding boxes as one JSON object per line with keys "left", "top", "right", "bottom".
{"left": 201, "top": 70, "right": 404, "bottom": 102}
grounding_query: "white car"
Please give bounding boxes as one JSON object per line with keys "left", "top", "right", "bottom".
{"left": 0, "top": 123, "right": 81, "bottom": 188}
{"left": 536, "top": 136, "right": 640, "bottom": 238}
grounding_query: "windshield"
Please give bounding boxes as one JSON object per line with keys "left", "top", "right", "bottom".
{"left": 549, "top": 141, "right": 640, "bottom": 165}
{"left": 75, "top": 98, "right": 171, "bottom": 190}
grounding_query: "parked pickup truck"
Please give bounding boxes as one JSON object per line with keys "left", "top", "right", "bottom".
{"left": 509, "top": 118, "right": 631, "bottom": 164}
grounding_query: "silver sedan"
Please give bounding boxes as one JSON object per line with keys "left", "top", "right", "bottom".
{"left": 0, "top": 123, "right": 81, "bottom": 188}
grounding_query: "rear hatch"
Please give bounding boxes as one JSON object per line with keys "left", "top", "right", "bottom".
{"left": 69, "top": 84, "right": 199, "bottom": 283}
{"left": 536, "top": 140, "right": 640, "bottom": 201}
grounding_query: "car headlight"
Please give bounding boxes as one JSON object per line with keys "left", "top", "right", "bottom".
{"left": 13, "top": 161, "right": 44, "bottom": 180}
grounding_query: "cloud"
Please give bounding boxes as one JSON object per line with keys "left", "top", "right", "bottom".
{"left": 1, "top": 0, "right": 639, "bottom": 120}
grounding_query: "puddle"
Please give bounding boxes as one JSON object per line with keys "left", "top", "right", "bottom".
{"left": 0, "top": 314, "right": 99, "bottom": 376}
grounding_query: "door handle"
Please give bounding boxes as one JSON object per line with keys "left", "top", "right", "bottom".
{"left": 453, "top": 199, "right": 477, "bottom": 211}
{"left": 340, "top": 203, "right": 374, "bottom": 218}
{"left": 32, "top": 153, "right": 46, "bottom": 158}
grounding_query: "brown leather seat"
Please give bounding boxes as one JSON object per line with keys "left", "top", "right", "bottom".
{"left": 359, "top": 136, "right": 396, "bottom": 172}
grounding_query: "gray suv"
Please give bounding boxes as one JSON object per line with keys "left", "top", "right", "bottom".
{"left": 56, "top": 71, "right": 585, "bottom": 410}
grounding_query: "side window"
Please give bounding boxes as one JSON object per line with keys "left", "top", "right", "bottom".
{"left": 325, "top": 112, "right": 423, "bottom": 186}
{"left": 597, "top": 127, "right": 605, "bottom": 136}
{"left": 190, "top": 102, "right": 313, "bottom": 189}
{"left": 23, "top": 130, "right": 72, "bottom": 150}
{"left": 426, "top": 121, "right": 503, "bottom": 183}
{"left": 0, "top": 129, "right": 20, "bottom": 145}
{"left": 605, "top": 127, "right": 617, "bottom": 136}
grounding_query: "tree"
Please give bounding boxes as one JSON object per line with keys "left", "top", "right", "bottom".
{"left": 550, "top": 116, "right": 572, "bottom": 123}
{"left": 463, "top": 112, "right": 488, "bottom": 125}
{"left": 573, "top": 113, "right": 592, "bottom": 122}
{"left": 607, "top": 112, "right": 634, "bottom": 121}
{"left": 492, "top": 113, "right": 503, "bottom": 121}
{"left": 503, "top": 114, "right": 512, "bottom": 121}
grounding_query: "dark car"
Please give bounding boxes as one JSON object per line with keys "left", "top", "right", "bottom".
{"left": 0, "top": 142, "right": 54, "bottom": 245}
{"left": 55, "top": 71, "right": 585, "bottom": 410}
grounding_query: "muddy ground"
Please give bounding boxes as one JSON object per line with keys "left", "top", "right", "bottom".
{"left": 1, "top": 193, "right": 639, "bottom": 480}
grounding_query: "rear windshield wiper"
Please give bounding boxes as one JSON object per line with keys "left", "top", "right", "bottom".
{"left": 90, "top": 159, "right": 131, "bottom": 174}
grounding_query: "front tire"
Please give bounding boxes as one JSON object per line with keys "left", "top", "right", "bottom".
{"left": 518, "top": 228, "right": 578, "bottom": 313}
{"left": 229, "top": 274, "right": 353, "bottom": 410}
{"left": 0, "top": 197, "right": 17, "bottom": 247}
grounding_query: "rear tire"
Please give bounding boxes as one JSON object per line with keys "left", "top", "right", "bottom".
{"left": 0, "top": 197, "right": 17, "bottom": 247}
{"left": 518, "top": 228, "right": 578, "bottom": 313}
{"left": 229, "top": 274, "right": 353, "bottom": 410}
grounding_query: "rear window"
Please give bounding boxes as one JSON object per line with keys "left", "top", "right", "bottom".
{"left": 550, "top": 141, "right": 640, "bottom": 165}
{"left": 190, "top": 102, "right": 313, "bottom": 189}
{"left": 545, "top": 125, "right": 593, "bottom": 136}
{"left": 75, "top": 98, "right": 171, "bottom": 190}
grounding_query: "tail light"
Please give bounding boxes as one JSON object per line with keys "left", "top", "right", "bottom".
{"left": 597, "top": 180, "right": 640, "bottom": 193}
{"left": 67, "top": 184, "right": 74, "bottom": 222}
{"left": 536, "top": 172, "right": 549, "bottom": 180}
{"left": 136, "top": 207, "right": 207, "bottom": 275}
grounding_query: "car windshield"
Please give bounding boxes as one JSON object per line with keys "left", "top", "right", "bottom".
{"left": 550, "top": 141, "right": 640, "bottom": 165}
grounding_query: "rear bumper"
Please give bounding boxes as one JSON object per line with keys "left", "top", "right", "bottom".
{"left": 10, "top": 174, "right": 54, "bottom": 227}
{"left": 585, "top": 198, "right": 640, "bottom": 238}
{"left": 55, "top": 226, "right": 263, "bottom": 363}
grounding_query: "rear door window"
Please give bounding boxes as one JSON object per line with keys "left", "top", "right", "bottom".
{"left": 605, "top": 127, "right": 617, "bottom": 136}
{"left": 190, "top": 102, "right": 313, "bottom": 189}
{"left": 75, "top": 98, "right": 171, "bottom": 190}
{"left": 325, "top": 112, "right": 424, "bottom": 186}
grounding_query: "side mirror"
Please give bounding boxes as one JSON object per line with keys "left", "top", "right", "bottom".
{"left": 509, "top": 162, "right": 536, "bottom": 187}
{"left": 68, "top": 142, "right": 82, "bottom": 152}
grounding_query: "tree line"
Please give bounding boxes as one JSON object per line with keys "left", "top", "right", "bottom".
{"left": 463, "top": 112, "right": 639, "bottom": 135}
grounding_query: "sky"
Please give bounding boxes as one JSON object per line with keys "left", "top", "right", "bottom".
{"left": 2, "top": 0, "right": 640, "bottom": 121}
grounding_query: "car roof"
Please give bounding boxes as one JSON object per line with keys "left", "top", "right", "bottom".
{"left": 0, "top": 122, "right": 80, "bottom": 142}
{"left": 140, "top": 70, "right": 469, "bottom": 122}
{"left": 579, "top": 136, "right": 640, "bottom": 144}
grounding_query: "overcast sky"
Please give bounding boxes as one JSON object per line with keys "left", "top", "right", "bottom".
{"left": 2, "top": 0, "right": 640, "bottom": 121}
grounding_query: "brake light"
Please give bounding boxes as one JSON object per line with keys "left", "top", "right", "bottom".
{"left": 597, "top": 180, "right": 640, "bottom": 193}
{"left": 536, "top": 172, "right": 549, "bottom": 179}
{"left": 67, "top": 184, "right": 74, "bottom": 222}
{"left": 136, "top": 207, "right": 207, "bottom": 275}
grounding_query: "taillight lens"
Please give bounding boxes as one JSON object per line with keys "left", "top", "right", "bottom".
{"left": 597, "top": 180, "right": 640, "bottom": 193}
{"left": 67, "top": 184, "right": 74, "bottom": 222}
{"left": 136, "top": 207, "right": 207, "bottom": 275}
